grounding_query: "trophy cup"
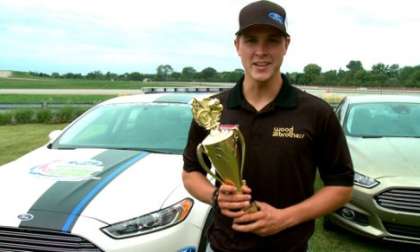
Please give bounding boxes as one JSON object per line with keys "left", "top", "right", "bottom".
{"left": 192, "top": 97, "right": 258, "bottom": 212}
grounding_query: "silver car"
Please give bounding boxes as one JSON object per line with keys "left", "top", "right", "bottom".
{"left": 325, "top": 95, "right": 420, "bottom": 246}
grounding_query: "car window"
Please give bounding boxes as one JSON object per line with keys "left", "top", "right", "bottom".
{"left": 344, "top": 102, "right": 420, "bottom": 137}
{"left": 54, "top": 103, "right": 192, "bottom": 154}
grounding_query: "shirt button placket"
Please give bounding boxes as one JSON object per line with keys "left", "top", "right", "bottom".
{"left": 250, "top": 114, "right": 262, "bottom": 147}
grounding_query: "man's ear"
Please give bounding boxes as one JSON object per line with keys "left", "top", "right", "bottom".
{"left": 284, "top": 36, "right": 291, "bottom": 51}
{"left": 234, "top": 37, "right": 240, "bottom": 55}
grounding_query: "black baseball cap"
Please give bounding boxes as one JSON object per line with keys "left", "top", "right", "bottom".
{"left": 236, "top": 0, "right": 289, "bottom": 36}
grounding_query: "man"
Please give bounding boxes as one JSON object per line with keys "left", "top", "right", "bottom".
{"left": 183, "top": 1, "right": 354, "bottom": 251}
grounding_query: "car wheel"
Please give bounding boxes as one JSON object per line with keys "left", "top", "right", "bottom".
{"left": 323, "top": 216, "right": 337, "bottom": 231}
{"left": 198, "top": 207, "right": 215, "bottom": 252}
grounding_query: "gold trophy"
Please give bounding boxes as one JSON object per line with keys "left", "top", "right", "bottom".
{"left": 192, "top": 97, "right": 258, "bottom": 212}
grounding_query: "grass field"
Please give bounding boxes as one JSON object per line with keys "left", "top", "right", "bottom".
{"left": 0, "top": 77, "right": 232, "bottom": 89}
{"left": 0, "top": 124, "right": 66, "bottom": 164}
{"left": 0, "top": 94, "right": 115, "bottom": 104}
{"left": 0, "top": 124, "right": 417, "bottom": 251}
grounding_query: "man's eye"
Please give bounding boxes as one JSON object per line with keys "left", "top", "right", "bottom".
{"left": 245, "top": 38, "right": 257, "bottom": 43}
{"left": 268, "top": 38, "right": 281, "bottom": 43}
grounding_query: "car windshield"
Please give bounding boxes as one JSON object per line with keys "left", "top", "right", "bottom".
{"left": 53, "top": 103, "right": 192, "bottom": 154}
{"left": 344, "top": 102, "right": 420, "bottom": 138}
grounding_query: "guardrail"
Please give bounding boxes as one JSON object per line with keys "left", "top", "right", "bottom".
{"left": 142, "top": 86, "right": 231, "bottom": 93}
{"left": 0, "top": 103, "right": 94, "bottom": 110}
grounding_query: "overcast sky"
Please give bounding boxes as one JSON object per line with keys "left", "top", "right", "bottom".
{"left": 0, "top": 0, "right": 419, "bottom": 74}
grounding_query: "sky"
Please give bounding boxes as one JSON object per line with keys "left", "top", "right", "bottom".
{"left": 0, "top": 0, "right": 419, "bottom": 75}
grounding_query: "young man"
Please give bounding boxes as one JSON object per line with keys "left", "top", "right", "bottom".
{"left": 183, "top": 1, "right": 354, "bottom": 251}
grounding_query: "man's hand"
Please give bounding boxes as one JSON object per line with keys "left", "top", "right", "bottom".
{"left": 232, "top": 201, "right": 290, "bottom": 236}
{"left": 217, "top": 183, "right": 252, "bottom": 218}
{"left": 231, "top": 186, "right": 353, "bottom": 236}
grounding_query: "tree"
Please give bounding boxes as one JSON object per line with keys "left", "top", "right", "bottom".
{"left": 63, "top": 72, "right": 82, "bottom": 79}
{"left": 171, "top": 72, "right": 181, "bottom": 80}
{"left": 303, "top": 64, "right": 322, "bottom": 84}
{"left": 156, "top": 64, "right": 174, "bottom": 81}
{"left": 105, "top": 71, "right": 118, "bottom": 80}
{"left": 370, "top": 63, "right": 387, "bottom": 85}
{"left": 408, "top": 65, "right": 420, "bottom": 86}
{"left": 181, "top": 66, "right": 197, "bottom": 81}
{"left": 128, "top": 72, "right": 143, "bottom": 81}
{"left": 200, "top": 67, "right": 218, "bottom": 81}
{"left": 399, "top": 66, "right": 414, "bottom": 84}
{"left": 86, "top": 71, "right": 104, "bottom": 80}
{"left": 354, "top": 70, "right": 368, "bottom": 85}
{"left": 387, "top": 64, "right": 399, "bottom": 78}
{"left": 51, "top": 72, "right": 60, "bottom": 78}
{"left": 346, "top": 60, "right": 364, "bottom": 73}
{"left": 320, "top": 70, "right": 337, "bottom": 85}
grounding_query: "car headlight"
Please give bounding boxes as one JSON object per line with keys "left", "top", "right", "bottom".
{"left": 101, "top": 198, "right": 194, "bottom": 239}
{"left": 354, "top": 172, "right": 379, "bottom": 188}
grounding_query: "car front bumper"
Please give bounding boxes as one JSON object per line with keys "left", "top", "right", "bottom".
{"left": 328, "top": 183, "right": 420, "bottom": 245}
{"left": 0, "top": 214, "right": 203, "bottom": 252}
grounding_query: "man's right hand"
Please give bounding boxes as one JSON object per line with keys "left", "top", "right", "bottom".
{"left": 218, "top": 183, "right": 252, "bottom": 218}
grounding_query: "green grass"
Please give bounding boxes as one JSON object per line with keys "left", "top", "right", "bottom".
{"left": 0, "top": 94, "right": 115, "bottom": 104}
{"left": 0, "top": 124, "right": 417, "bottom": 251}
{"left": 0, "top": 124, "right": 65, "bottom": 165}
{"left": 0, "top": 77, "right": 231, "bottom": 89}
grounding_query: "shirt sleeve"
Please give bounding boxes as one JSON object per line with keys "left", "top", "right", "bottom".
{"left": 316, "top": 109, "right": 354, "bottom": 186}
{"left": 183, "top": 119, "right": 210, "bottom": 175}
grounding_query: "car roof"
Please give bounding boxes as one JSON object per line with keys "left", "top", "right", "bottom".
{"left": 346, "top": 94, "right": 420, "bottom": 104}
{"left": 99, "top": 91, "right": 222, "bottom": 106}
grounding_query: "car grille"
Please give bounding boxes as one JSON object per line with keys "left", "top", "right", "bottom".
{"left": 0, "top": 226, "right": 102, "bottom": 252}
{"left": 383, "top": 222, "right": 420, "bottom": 239}
{"left": 375, "top": 188, "right": 420, "bottom": 213}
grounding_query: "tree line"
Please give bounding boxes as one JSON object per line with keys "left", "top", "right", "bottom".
{"left": 29, "top": 60, "right": 420, "bottom": 88}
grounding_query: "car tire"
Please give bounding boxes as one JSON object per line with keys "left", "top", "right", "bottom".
{"left": 197, "top": 207, "right": 215, "bottom": 252}
{"left": 323, "top": 216, "right": 337, "bottom": 231}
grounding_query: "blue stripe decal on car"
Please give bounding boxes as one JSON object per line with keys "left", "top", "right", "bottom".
{"left": 61, "top": 151, "right": 148, "bottom": 232}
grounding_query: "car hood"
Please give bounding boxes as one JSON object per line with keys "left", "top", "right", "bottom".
{"left": 0, "top": 147, "right": 185, "bottom": 232}
{"left": 347, "top": 137, "right": 420, "bottom": 179}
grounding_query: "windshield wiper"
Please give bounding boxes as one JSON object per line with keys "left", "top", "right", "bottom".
{"left": 55, "top": 146, "right": 76, "bottom": 150}
{"left": 107, "top": 146, "right": 174, "bottom": 154}
{"left": 360, "top": 135, "right": 383, "bottom": 138}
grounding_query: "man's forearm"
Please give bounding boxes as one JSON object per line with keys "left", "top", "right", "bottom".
{"left": 279, "top": 186, "right": 352, "bottom": 229}
{"left": 182, "top": 170, "right": 215, "bottom": 204}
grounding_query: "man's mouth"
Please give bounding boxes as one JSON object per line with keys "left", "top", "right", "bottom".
{"left": 253, "top": 62, "right": 270, "bottom": 66}
{"left": 253, "top": 62, "right": 271, "bottom": 69}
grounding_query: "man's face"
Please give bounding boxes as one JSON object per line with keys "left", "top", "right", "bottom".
{"left": 235, "top": 25, "right": 290, "bottom": 83}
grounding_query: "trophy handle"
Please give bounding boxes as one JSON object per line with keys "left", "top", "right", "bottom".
{"left": 235, "top": 128, "right": 246, "bottom": 178}
{"left": 196, "top": 143, "right": 223, "bottom": 184}
{"left": 235, "top": 128, "right": 260, "bottom": 212}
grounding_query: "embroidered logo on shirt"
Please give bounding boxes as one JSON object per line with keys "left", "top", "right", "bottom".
{"left": 272, "top": 127, "right": 304, "bottom": 139}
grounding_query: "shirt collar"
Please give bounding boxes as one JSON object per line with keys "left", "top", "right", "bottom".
{"left": 227, "top": 73, "right": 298, "bottom": 109}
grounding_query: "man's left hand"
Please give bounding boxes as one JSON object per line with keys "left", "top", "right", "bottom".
{"left": 231, "top": 201, "right": 291, "bottom": 237}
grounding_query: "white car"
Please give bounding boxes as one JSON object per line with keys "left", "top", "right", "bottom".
{"left": 326, "top": 95, "right": 420, "bottom": 245}
{"left": 0, "top": 88, "right": 223, "bottom": 252}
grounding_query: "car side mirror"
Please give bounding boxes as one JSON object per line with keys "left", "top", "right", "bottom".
{"left": 48, "top": 130, "right": 62, "bottom": 142}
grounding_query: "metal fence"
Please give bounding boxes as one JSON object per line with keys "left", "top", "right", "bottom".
{"left": 0, "top": 103, "right": 93, "bottom": 110}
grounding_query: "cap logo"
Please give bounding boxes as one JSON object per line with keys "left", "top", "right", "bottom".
{"left": 268, "top": 12, "right": 284, "bottom": 25}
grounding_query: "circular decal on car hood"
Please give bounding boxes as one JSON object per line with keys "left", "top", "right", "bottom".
{"left": 18, "top": 213, "right": 34, "bottom": 221}
{"left": 29, "top": 159, "right": 104, "bottom": 181}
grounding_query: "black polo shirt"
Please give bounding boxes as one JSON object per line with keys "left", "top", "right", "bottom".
{"left": 183, "top": 74, "right": 354, "bottom": 252}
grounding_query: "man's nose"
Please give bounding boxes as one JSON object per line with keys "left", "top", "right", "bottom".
{"left": 255, "top": 42, "right": 268, "bottom": 55}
